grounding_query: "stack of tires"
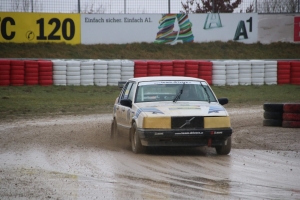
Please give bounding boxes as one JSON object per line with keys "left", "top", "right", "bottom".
{"left": 38, "top": 60, "right": 53, "bottom": 86}
{"left": 212, "top": 61, "right": 226, "bottom": 86}
{"left": 238, "top": 60, "right": 251, "bottom": 85}
{"left": 185, "top": 60, "right": 199, "bottom": 78}
{"left": 25, "top": 60, "right": 39, "bottom": 85}
{"left": 147, "top": 61, "right": 161, "bottom": 76}
{"left": 66, "top": 60, "right": 81, "bottom": 86}
{"left": 277, "top": 61, "right": 290, "bottom": 85}
{"left": 172, "top": 60, "right": 185, "bottom": 76}
{"left": 0, "top": 60, "right": 10, "bottom": 86}
{"left": 290, "top": 61, "right": 300, "bottom": 85}
{"left": 10, "top": 60, "right": 25, "bottom": 86}
{"left": 198, "top": 61, "right": 212, "bottom": 85}
{"left": 121, "top": 60, "right": 134, "bottom": 81}
{"left": 134, "top": 61, "right": 147, "bottom": 78}
{"left": 264, "top": 61, "right": 277, "bottom": 85}
{"left": 52, "top": 60, "right": 67, "bottom": 86}
{"left": 263, "top": 103, "right": 283, "bottom": 127}
{"left": 94, "top": 60, "right": 108, "bottom": 86}
{"left": 263, "top": 103, "right": 300, "bottom": 128}
{"left": 107, "top": 60, "right": 121, "bottom": 86}
{"left": 225, "top": 60, "right": 239, "bottom": 86}
{"left": 80, "top": 60, "right": 94, "bottom": 86}
{"left": 160, "top": 61, "right": 173, "bottom": 76}
{"left": 283, "top": 104, "right": 300, "bottom": 128}
{"left": 251, "top": 60, "right": 265, "bottom": 85}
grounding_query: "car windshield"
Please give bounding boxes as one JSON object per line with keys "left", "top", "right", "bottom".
{"left": 135, "top": 80, "right": 217, "bottom": 103}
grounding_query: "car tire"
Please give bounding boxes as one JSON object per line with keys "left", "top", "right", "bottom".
{"left": 264, "top": 111, "right": 283, "bottom": 120}
{"left": 131, "top": 122, "right": 144, "bottom": 154}
{"left": 111, "top": 118, "right": 118, "bottom": 139}
{"left": 283, "top": 104, "right": 300, "bottom": 113}
{"left": 263, "top": 119, "right": 282, "bottom": 127}
{"left": 263, "top": 103, "right": 284, "bottom": 112}
{"left": 215, "top": 136, "right": 231, "bottom": 155}
{"left": 282, "top": 121, "right": 300, "bottom": 128}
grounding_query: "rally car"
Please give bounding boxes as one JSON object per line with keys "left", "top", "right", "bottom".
{"left": 111, "top": 76, "right": 232, "bottom": 155}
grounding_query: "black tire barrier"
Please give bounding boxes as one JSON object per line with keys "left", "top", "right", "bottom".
{"left": 264, "top": 111, "right": 283, "bottom": 120}
{"left": 263, "top": 103, "right": 284, "bottom": 112}
{"left": 263, "top": 119, "right": 282, "bottom": 127}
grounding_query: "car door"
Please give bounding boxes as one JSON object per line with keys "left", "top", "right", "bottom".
{"left": 116, "top": 81, "right": 136, "bottom": 136}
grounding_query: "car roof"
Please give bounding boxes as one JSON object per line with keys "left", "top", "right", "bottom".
{"left": 128, "top": 76, "right": 206, "bottom": 83}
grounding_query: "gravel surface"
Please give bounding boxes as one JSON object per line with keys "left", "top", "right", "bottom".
{"left": 0, "top": 105, "right": 300, "bottom": 199}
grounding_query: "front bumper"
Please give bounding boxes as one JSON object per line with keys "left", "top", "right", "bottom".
{"left": 137, "top": 128, "right": 232, "bottom": 147}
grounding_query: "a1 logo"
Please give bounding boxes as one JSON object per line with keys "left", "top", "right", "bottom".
{"left": 234, "top": 17, "right": 252, "bottom": 40}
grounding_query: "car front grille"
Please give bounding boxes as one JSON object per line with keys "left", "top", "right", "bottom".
{"left": 171, "top": 116, "right": 204, "bottom": 129}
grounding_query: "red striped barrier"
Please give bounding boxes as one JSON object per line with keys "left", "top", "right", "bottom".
{"left": 185, "top": 60, "right": 199, "bottom": 78}
{"left": 198, "top": 61, "right": 213, "bottom": 85}
{"left": 134, "top": 61, "right": 147, "bottom": 78}
{"left": 290, "top": 61, "right": 300, "bottom": 85}
{"left": 38, "top": 60, "right": 53, "bottom": 86}
{"left": 0, "top": 60, "right": 10, "bottom": 86}
{"left": 172, "top": 60, "right": 185, "bottom": 76}
{"left": 147, "top": 61, "right": 161, "bottom": 76}
{"left": 277, "top": 61, "right": 290, "bottom": 85}
{"left": 10, "top": 60, "right": 25, "bottom": 86}
{"left": 160, "top": 61, "right": 173, "bottom": 76}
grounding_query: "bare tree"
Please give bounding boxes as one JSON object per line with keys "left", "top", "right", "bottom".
{"left": 80, "top": 1, "right": 107, "bottom": 14}
{"left": 11, "top": 0, "right": 42, "bottom": 12}
{"left": 251, "top": 0, "right": 298, "bottom": 13}
{"left": 181, "top": 0, "right": 242, "bottom": 13}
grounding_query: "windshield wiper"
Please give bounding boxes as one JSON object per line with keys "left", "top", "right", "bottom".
{"left": 200, "top": 82, "right": 211, "bottom": 103}
{"left": 173, "top": 83, "right": 185, "bottom": 103}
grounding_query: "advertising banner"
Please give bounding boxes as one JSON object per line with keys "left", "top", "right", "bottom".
{"left": 81, "top": 13, "right": 257, "bottom": 44}
{"left": 258, "top": 14, "right": 300, "bottom": 44}
{"left": 295, "top": 16, "right": 300, "bottom": 42}
{"left": 0, "top": 12, "right": 80, "bottom": 44}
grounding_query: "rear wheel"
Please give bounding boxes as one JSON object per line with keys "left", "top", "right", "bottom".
{"left": 131, "top": 122, "right": 144, "bottom": 154}
{"left": 110, "top": 119, "right": 118, "bottom": 139}
{"left": 215, "top": 137, "right": 231, "bottom": 155}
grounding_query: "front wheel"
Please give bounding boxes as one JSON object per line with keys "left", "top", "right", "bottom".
{"left": 131, "top": 122, "right": 145, "bottom": 154}
{"left": 215, "top": 136, "right": 231, "bottom": 155}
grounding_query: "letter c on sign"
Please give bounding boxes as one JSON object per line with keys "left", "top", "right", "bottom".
{"left": 1, "top": 17, "right": 16, "bottom": 40}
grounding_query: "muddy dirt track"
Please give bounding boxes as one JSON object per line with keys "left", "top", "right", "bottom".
{"left": 0, "top": 105, "right": 300, "bottom": 199}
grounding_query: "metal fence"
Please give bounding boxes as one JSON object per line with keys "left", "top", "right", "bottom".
{"left": 1, "top": 0, "right": 299, "bottom": 14}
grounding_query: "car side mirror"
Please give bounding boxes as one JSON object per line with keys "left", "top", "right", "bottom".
{"left": 218, "top": 98, "right": 228, "bottom": 105}
{"left": 120, "top": 99, "right": 132, "bottom": 108}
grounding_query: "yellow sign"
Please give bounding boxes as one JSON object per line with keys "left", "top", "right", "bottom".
{"left": 0, "top": 12, "right": 80, "bottom": 44}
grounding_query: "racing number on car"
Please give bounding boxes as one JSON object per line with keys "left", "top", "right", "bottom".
{"left": 36, "top": 18, "right": 75, "bottom": 40}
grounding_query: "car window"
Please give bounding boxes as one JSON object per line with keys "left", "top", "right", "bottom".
{"left": 119, "top": 82, "right": 134, "bottom": 103}
{"left": 135, "top": 80, "right": 217, "bottom": 103}
{"left": 128, "top": 83, "right": 136, "bottom": 101}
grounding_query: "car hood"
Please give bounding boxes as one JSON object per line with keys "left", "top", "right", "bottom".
{"left": 133, "top": 101, "right": 229, "bottom": 118}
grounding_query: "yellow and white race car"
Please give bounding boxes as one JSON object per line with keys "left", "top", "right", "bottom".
{"left": 111, "top": 76, "right": 232, "bottom": 155}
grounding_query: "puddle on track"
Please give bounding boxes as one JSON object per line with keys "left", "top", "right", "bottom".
{"left": 0, "top": 109, "right": 300, "bottom": 199}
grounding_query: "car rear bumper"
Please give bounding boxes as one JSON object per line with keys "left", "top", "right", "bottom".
{"left": 136, "top": 128, "right": 232, "bottom": 147}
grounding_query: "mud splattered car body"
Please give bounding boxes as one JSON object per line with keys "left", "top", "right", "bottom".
{"left": 111, "top": 76, "right": 232, "bottom": 155}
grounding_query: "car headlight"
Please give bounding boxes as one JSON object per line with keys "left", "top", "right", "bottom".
{"left": 204, "top": 117, "right": 231, "bottom": 128}
{"left": 143, "top": 117, "right": 171, "bottom": 128}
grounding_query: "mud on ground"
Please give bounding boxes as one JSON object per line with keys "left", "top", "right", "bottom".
{"left": 0, "top": 105, "right": 299, "bottom": 199}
